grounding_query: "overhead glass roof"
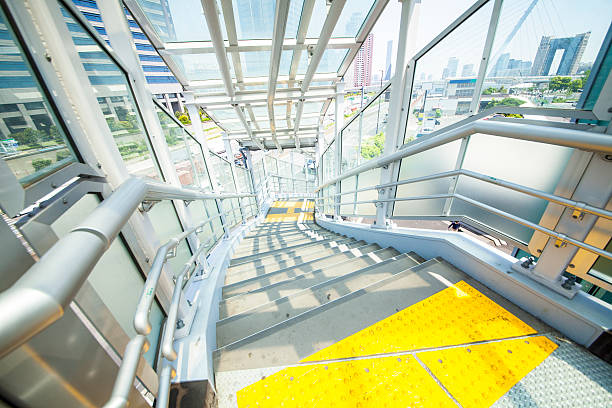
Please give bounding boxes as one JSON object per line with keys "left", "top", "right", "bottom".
{"left": 127, "top": 0, "right": 381, "bottom": 150}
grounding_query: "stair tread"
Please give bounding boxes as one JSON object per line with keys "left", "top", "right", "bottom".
{"left": 232, "top": 233, "right": 342, "bottom": 257}
{"left": 223, "top": 243, "right": 385, "bottom": 292}
{"left": 216, "top": 254, "right": 420, "bottom": 347}
{"left": 228, "top": 237, "right": 352, "bottom": 267}
{"left": 224, "top": 239, "right": 367, "bottom": 283}
{"left": 214, "top": 258, "right": 464, "bottom": 372}
{"left": 218, "top": 247, "right": 404, "bottom": 318}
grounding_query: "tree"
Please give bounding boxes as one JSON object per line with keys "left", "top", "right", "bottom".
{"left": 11, "top": 128, "right": 41, "bottom": 147}
{"left": 498, "top": 86, "right": 507, "bottom": 94}
{"left": 360, "top": 132, "right": 385, "bottom": 160}
{"left": 549, "top": 76, "right": 572, "bottom": 91}
{"left": 178, "top": 114, "right": 191, "bottom": 125}
{"left": 31, "top": 158, "right": 52, "bottom": 172}
{"left": 484, "top": 97, "right": 525, "bottom": 109}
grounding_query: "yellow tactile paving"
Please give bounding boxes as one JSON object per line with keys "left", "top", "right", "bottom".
{"left": 264, "top": 200, "right": 314, "bottom": 222}
{"left": 418, "top": 336, "right": 558, "bottom": 408}
{"left": 302, "top": 281, "right": 537, "bottom": 362}
{"left": 237, "top": 354, "right": 456, "bottom": 408}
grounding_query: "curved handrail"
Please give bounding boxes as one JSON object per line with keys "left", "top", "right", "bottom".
{"left": 315, "top": 168, "right": 612, "bottom": 222}
{"left": 0, "top": 176, "right": 254, "bottom": 359}
{"left": 316, "top": 119, "right": 612, "bottom": 192}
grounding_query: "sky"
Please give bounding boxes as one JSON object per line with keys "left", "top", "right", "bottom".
{"left": 367, "top": 0, "right": 612, "bottom": 81}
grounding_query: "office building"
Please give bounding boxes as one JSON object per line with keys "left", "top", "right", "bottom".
{"left": 353, "top": 33, "right": 374, "bottom": 87}
{"left": 531, "top": 32, "right": 590, "bottom": 76}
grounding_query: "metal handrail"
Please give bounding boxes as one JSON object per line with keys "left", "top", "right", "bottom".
{"left": 103, "top": 183, "right": 267, "bottom": 408}
{"left": 317, "top": 191, "right": 612, "bottom": 261}
{"left": 0, "top": 176, "right": 254, "bottom": 359}
{"left": 316, "top": 119, "right": 612, "bottom": 193}
{"left": 315, "top": 168, "right": 612, "bottom": 222}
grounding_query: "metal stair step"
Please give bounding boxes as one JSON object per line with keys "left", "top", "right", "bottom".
{"left": 213, "top": 258, "right": 463, "bottom": 372}
{"left": 231, "top": 232, "right": 348, "bottom": 260}
{"left": 224, "top": 239, "right": 364, "bottom": 279}
{"left": 224, "top": 243, "right": 384, "bottom": 292}
{"left": 216, "top": 254, "right": 420, "bottom": 347}
{"left": 219, "top": 247, "right": 402, "bottom": 318}
{"left": 229, "top": 236, "right": 345, "bottom": 266}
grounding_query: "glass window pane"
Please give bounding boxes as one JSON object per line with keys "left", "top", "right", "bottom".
{"left": 156, "top": 106, "right": 198, "bottom": 186}
{"left": 317, "top": 49, "right": 348, "bottom": 73}
{"left": 332, "top": 0, "right": 376, "bottom": 38}
{"left": 404, "top": 2, "right": 493, "bottom": 143}
{"left": 61, "top": 6, "right": 160, "bottom": 179}
{"left": 50, "top": 194, "right": 163, "bottom": 366}
{"left": 0, "top": 10, "right": 77, "bottom": 187}
{"left": 478, "top": 0, "right": 609, "bottom": 111}
{"left": 170, "top": 53, "right": 235, "bottom": 81}
{"left": 134, "top": 0, "right": 227, "bottom": 42}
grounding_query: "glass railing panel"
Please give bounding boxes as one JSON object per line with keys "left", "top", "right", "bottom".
{"left": 450, "top": 133, "right": 574, "bottom": 243}
{"left": 205, "top": 199, "right": 224, "bottom": 239}
{"left": 322, "top": 141, "right": 335, "bottom": 183}
{"left": 404, "top": 1, "right": 493, "bottom": 143}
{"left": 148, "top": 201, "right": 192, "bottom": 272}
{"left": 60, "top": 5, "right": 160, "bottom": 179}
{"left": 253, "top": 160, "right": 265, "bottom": 187}
{"left": 185, "top": 136, "right": 212, "bottom": 191}
{"left": 190, "top": 200, "right": 214, "bottom": 243}
{"left": 355, "top": 168, "right": 380, "bottom": 216}
{"left": 0, "top": 9, "right": 77, "bottom": 187}
{"left": 277, "top": 158, "right": 291, "bottom": 178}
{"left": 51, "top": 194, "right": 163, "bottom": 366}
{"left": 340, "top": 175, "right": 356, "bottom": 215}
{"left": 477, "top": 0, "right": 608, "bottom": 112}
{"left": 264, "top": 155, "right": 278, "bottom": 176}
{"left": 393, "top": 140, "right": 462, "bottom": 217}
{"left": 209, "top": 153, "right": 236, "bottom": 192}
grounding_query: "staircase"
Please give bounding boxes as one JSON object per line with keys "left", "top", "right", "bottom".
{"left": 210, "top": 201, "right": 612, "bottom": 408}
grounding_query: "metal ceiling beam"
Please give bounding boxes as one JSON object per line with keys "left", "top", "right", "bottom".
{"left": 220, "top": 0, "right": 245, "bottom": 89}
{"left": 159, "top": 37, "right": 356, "bottom": 54}
{"left": 232, "top": 104, "right": 265, "bottom": 150}
{"left": 200, "top": 0, "right": 234, "bottom": 98}
{"left": 194, "top": 90, "right": 335, "bottom": 107}
{"left": 300, "top": 0, "right": 346, "bottom": 93}
{"left": 186, "top": 73, "right": 339, "bottom": 90}
{"left": 293, "top": 98, "right": 305, "bottom": 150}
{"left": 288, "top": 0, "right": 345, "bottom": 152}
{"left": 267, "top": 0, "right": 291, "bottom": 151}
{"left": 288, "top": 0, "right": 316, "bottom": 149}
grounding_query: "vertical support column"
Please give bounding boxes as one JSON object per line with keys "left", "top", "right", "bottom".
{"left": 222, "top": 133, "right": 245, "bottom": 223}
{"left": 374, "top": 0, "right": 418, "bottom": 229}
{"left": 469, "top": 0, "right": 503, "bottom": 114}
{"left": 334, "top": 82, "right": 345, "bottom": 219}
{"left": 532, "top": 155, "right": 612, "bottom": 289}
{"left": 97, "top": 0, "right": 194, "bottom": 317}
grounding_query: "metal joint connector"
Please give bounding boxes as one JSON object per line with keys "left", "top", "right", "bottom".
{"left": 554, "top": 234, "right": 569, "bottom": 248}
{"left": 139, "top": 200, "right": 159, "bottom": 213}
{"left": 571, "top": 202, "right": 586, "bottom": 220}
